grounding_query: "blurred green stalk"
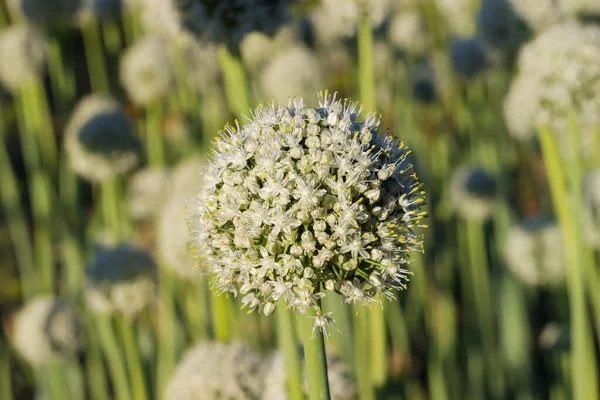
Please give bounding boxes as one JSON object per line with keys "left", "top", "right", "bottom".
{"left": 217, "top": 45, "right": 252, "bottom": 119}
{"left": 0, "top": 121, "right": 36, "bottom": 299}
{"left": 81, "top": 16, "right": 110, "bottom": 93}
{"left": 95, "top": 314, "right": 131, "bottom": 400}
{"left": 322, "top": 294, "right": 354, "bottom": 373}
{"left": 538, "top": 122, "right": 599, "bottom": 400}
{"left": 354, "top": 311, "right": 374, "bottom": 400}
{"left": 301, "top": 301, "right": 331, "bottom": 400}
{"left": 156, "top": 269, "right": 178, "bottom": 398}
{"left": 276, "top": 304, "right": 305, "bottom": 400}
{"left": 117, "top": 316, "right": 148, "bottom": 400}
{"left": 209, "top": 291, "right": 232, "bottom": 342}
{"left": 101, "top": 178, "right": 122, "bottom": 238}
{"left": 0, "top": 340, "right": 13, "bottom": 400}
{"left": 146, "top": 101, "right": 165, "bottom": 167}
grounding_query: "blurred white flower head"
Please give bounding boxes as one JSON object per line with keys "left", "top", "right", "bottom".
{"left": 9, "top": 297, "right": 81, "bottom": 366}
{"left": 504, "top": 217, "right": 565, "bottom": 287}
{"left": 259, "top": 45, "right": 324, "bottom": 104}
{"left": 433, "top": 0, "right": 477, "bottom": 35}
{"left": 85, "top": 243, "right": 157, "bottom": 318}
{"left": 559, "top": 0, "right": 600, "bottom": 18}
{"left": 65, "top": 94, "right": 140, "bottom": 182}
{"left": 0, "top": 25, "right": 46, "bottom": 93}
{"left": 503, "top": 22, "right": 600, "bottom": 160}
{"left": 126, "top": 167, "right": 172, "bottom": 220}
{"left": 388, "top": 10, "right": 429, "bottom": 55}
{"left": 188, "top": 92, "right": 426, "bottom": 333}
{"left": 261, "top": 351, "right": 355, "bottom": 400}
{"left": 121, "top": 36, "right": 174, "bottom": 105}
{"left": 164, "top": 342, "right": 263, "bottom": 400}
{"left": 449, "top": 167, "right": 496, "bottom": 221}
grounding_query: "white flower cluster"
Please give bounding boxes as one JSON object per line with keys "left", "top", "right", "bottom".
{"left": 261, "top": 351, "right": 356, "bottom": 400}
{"left": 9, "top": 297, "right": 80, "bottom": 366}
{"left": 120, "top": 35, "right": 174, "bottom": 105}
{"left": 582, "top": 171, "right": 600, "bottom": 249}
{"left": 0, "top": 26, "right": 46, "bottom": 93}
{"left": 189, "top": 93, "right": 426, "bottom": 331}
{"left": 126, "top": 167, "right": 172, "bottom": 220}
{"left": 559, "top": 0, "right": 600, "bottom": 18}
{"left": 65, "top": 94, "right": 140, "bottom": 182}
{"left": 433, "top": 0, "right": 476, "bottom": 35}
{"left": 503, "top": 23, "right": 600, "bottom": 160}
{"left": 85, "top": 243, "right": 157, "bottom": 318}
{"left": 175, "top": 0, "right": 296, "bottom": 49}
{"left": 259, "top": 45, "right": 324, "bottom": 104}
{"left": 164, "top": 342, "right": 263, "bottom": 400}
{"left": 504, "top": 217, "right": 565, "bottom": 287}
{"left": 449, "top": 167, "right": 497, "bottom": 221}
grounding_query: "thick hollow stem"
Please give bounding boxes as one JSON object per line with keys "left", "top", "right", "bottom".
{"left": 117, "top": 317, "right": 148, "bottom": 400}
{"left": 95, "top": 314, "right": 131, "bottom": 400}
{"left": 276, "top": 304, "right": 305, "bottom": 400}
{"left": 301, "top": 304, "right": 331, "bottom": 400}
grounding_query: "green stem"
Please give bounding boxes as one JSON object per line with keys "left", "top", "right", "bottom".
{"left": 301, "top": 304, "right": 331, "bottom": 400}
{"left": 0, "top": 124, "right": 36, "bottom": 299}
{"left": 217, "top": 45, "right": 252, "bottom": 119}
{"left": 101, "top": 178, "right": 121, "bottom": 239}
{"left": 354, "top": 310, "right": 374, "bottom": 400}
{"left": 539, "top": 124, "right": 599, "bottom": 400}
{"left": 0, "top": 340, "right": 12, "bottom": 400}
{"left": 357, "top": 6, "right": 375, "bottom": 112}
{"left": 182, "top": 282, "right": 208, "bottom": 342}
{"left": 322, "top": 294, "right": 354, "bottom": 373}
{"left": 369, "top": 304, "right": 387, "bottom": 387}
{"left": 276, "top": 304, "right": 305, "bottom": 400}
{"left": 156, "top": 270, "right": 177, "bottom": 398}
{"left": 47, "top": 39, "right": 74, "bottom": 116}
{"left": 210, "top": 291, "right": 231, "bottom": 342}
{"left": 117, "top": 317, "right": 148, "bottom": 400}
{"left": 146, "top": 101, "right": 165, "bottom": 167}
{"left": 95, "top": 314, "right": 131, "bottom": 400}
{"left": 81, "top": 17, "right": 110, "bottom": 93}
{"left": 47, "top": 364, "right": 66, "bottom": 400}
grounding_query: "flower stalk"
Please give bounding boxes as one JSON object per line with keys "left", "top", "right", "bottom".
{"left": 302, "top": 300, "right": 331, "bottom": 400}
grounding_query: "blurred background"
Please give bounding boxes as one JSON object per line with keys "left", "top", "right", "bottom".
{"left": 0, "top": 0, "right": 599, "bottom": 399}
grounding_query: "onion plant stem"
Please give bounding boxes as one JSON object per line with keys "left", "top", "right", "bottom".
{"left": 276, "top": 304, "right": 305, "bottom": 400}
{"left": 301, "top": 300, "right": 331, "bottom": 400}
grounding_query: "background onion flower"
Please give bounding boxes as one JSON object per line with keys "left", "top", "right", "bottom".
{"left": 477, "top": 0, "right": 531, "bottom": 54}
{"left": 174, "top": 0, "right": 296, "bottom": 50}
{"left": 120, "top": 36, "right": 174, "bottom": 105}
{"left": 164, "top": 342, "right": 263, "bottom": 400}
{"left": 503, "top": 22, "right": 600, "bottom": 161}
{"left": 259, "top": 45, "right": 324, "bottom": 104}
{"left": 450, "top": 37, "right": 488, "bottom": 79}
{"left": 504, "top": 217, "right": 565, "bottom": 287}
{"left": 0, "top": 25, "right": 46, "bottom": 93}
{"left": 261, "top": 351, "right": 356, "bottom": 400}
{"left": 188, "top": 93, "right": 426, "bottom": 332}
{"left": 85, "top": 243, "right": 157, "bottom": 318}
{"left": 65, "top": 94, "right": 140, "bottom": 182}
{"left": 508, "top": 0, "right": 564, "bottom": 33}
{"left": 387, "top": 10, "right": 430, "bottom": 56}
{"left": 126, "top": 167, "right": 172, "bottom": 220}
{"left": 449, "top": 167, "right": 496, "bottom": 221}
{"left": 8, "top": 297, "right": 81, "bottom": 366}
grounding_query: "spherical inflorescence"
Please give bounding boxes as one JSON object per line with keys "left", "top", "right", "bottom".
{"left": 449, "top": 167, "right": 496, "bottom": 221}
{"left": 9, "top": 297, "right": 81, "bottom": 366}
{"left": 502, "top": 22, "right": 600, "bottom": 160}
{"left": 0, "top": 25, "right": 46, "bottom": 93}
{"left": 508, "top": 0, "right": 564, "bottom": 33}
{"left": 504, "top": 217, "right": 565, "bottom": 287}
{"left": 85, "top": 243, "right": 157, "bottom": 318}
{"left": 188, "top": 93, "right": 427, "bottom": 332}
{"left": 65, "top": 94, "right": 140, "bottom": 182}
{"left": 126, "top": 167, "right": 172, "bottom": 220}
{"left": 175, "top": 0, "right": 296, "bottom": 50}
{"left": 477, "top": 0, "right": 531, "bottom": 54}
{"left": 164, "top": 342, "right": 263, "bottom": 400}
